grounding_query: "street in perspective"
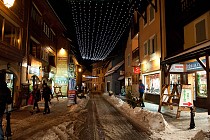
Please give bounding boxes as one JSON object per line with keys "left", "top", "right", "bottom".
{"left": 0, "top": 0, "right": 210, "bottom": 140}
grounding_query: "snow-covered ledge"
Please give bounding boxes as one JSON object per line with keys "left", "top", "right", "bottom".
{"left": 103, "top": 93, "right": 168, "bottom": 133}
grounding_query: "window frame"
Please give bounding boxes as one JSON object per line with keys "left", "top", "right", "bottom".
{"left": 194, "top": 17, "right": 208, "bottom": 44}
{"left": 149, "top": 3, "right": 155, "bottom": 24}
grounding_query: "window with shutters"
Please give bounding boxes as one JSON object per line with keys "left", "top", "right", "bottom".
{"left": 150, "top": 35, "right": 157, "bottom": 54}
{"left": 149, "top": 4, "right": 155, "bottom": 23}
{"left": 143, "top": 12, "right": 147, "bottom": 27}
{"left": 144, "top": 41, "right": 148, "bottom": 56}
{"left": 195, "top": 18, "right": 207, "bottom": 43}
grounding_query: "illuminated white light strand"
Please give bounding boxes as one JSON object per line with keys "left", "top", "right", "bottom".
{"left": 70, "top": 0, "right": 135, "bottom": 60}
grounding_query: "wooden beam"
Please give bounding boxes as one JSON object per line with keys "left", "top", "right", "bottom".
{"left": 206, "top": 54, "right": 210, "bottom": 115}
{"left": 196, "top": 58, "right": 207, "bottom": 71}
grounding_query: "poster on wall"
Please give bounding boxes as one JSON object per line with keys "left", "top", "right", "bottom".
{"left": 179, "top": 85, "right": 193, "bottom": 107}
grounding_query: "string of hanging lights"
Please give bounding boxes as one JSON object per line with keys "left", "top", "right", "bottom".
{"left": 69, "top": 0, "right": 135, "bottom": 61}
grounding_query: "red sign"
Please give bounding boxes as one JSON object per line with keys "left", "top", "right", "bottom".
{"left": 183, "top": 102, "right": 192, "bottom": 107}
{"left": 134, "top": 67, "right": 140, "bottom": 74}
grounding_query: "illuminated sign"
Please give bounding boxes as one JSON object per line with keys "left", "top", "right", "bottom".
{"left": 133, "top": 67, "right": 140, "bottom": 74}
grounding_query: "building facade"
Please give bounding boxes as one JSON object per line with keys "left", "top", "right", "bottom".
{"left": 138, "top": 0, "right": 162, "bottom": 103}
{"left": 161, "top": 0, "right": 210, "bottom": 113}
{"left": 0, "top": 0, "right": 24, "bottom": 108}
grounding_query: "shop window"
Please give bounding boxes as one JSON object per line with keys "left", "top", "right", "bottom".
{"left": 170, "top": 74, "right": 182, "bottom": 94}
{"left": 144, "top": 73, "right": 160, "bottom": 94}
{"left": 197, "top": 71, "right": 207, "bottom": 98}
{"left": 195, "top": 19, "right": 206, "bottom": 44}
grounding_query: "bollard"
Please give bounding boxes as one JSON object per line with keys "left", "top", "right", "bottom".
{"left": 189, "top": 107, "right": 195, "bottom": 129}
{"left": 5, "top": 112, "right": 12, "bottom": 137}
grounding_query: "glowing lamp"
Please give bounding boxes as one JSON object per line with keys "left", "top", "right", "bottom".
{"left": 4, "top": 0, "right": 15, "bottom": 8}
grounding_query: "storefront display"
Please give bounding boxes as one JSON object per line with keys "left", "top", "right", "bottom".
{"left": 144, "top": 73, "right": 160, "bottom": 94}
{"left": 197, "top": 71, "right": 207, "bottom": 98}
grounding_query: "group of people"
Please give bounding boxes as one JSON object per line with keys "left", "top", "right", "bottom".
{"left": 30, "top": 83, "right": 53, "bottom": 115}
{"left": 0, "top": 79, "right": 53, "bottom": 139}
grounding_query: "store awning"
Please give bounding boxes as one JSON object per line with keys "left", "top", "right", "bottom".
{"left": 161, "top": 40, "right": 210, "bottom": 65}
{"left": 104, "top": 60, "right": 124, "bottom": 76}
{"left": 118, "top": 76, "right": 125, "bottom": 80}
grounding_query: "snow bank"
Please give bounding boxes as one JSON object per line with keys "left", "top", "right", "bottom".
{"left": 103, "top": 93, "right": 168, "bottom": 133}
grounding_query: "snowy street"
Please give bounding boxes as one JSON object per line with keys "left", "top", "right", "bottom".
{"left": 79, "top": 93, "right": 150, "bottom": 140}
{"left": 2, "top": 92, "right": 210, "bottom": 140}
{"left": 4, "top": 93, "right": 150, "bottom": 140}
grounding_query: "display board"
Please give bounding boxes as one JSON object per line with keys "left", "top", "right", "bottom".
{"left": 179, "top": 85, "right": 193, "bottom": 107}
{"left": 176, "top": 84, "right": 194, "bottom": 118}
{"left": 67, "top": 90, "right": 76, "bottom": 106}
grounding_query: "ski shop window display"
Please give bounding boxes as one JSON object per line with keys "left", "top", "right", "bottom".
{"left": 169, "top": 74, "right": 182, "bottom": 93}
{"left": 144, "top": 73, "right": 160, "bottom": 94}
{"left": 197, "top": 71, "right": 207, "bottom": 98}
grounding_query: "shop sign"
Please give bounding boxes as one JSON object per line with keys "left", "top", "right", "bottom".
{"left": 133, "top": 66, "right": 140, "bottom": 74}
{"left": 29, "top": 66, "right": 40, "bottom": 76}
{"left": 67, "top": 90, "right": 76, "bottom": 106}
{"left": 186, "top": 59, "right": 206, "bottom": 71}
{"left": 169, "top": 64, "right": 184, "bottom": 72}
{"left": 179, "top": 85, "right": 193, "bottom": 107}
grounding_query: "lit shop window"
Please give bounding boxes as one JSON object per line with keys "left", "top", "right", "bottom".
{"left": 197, "top": 71, "right": 207, "bottom": 98}
{"left": 144, "top": 73, "right": 160, "bottom": 94}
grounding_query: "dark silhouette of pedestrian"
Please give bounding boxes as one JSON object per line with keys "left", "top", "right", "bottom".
{"left": 42, "top": 83, "right": 53, "bottom": 114}
{"left": 0, "top": 80, "right": 12, "bottom": 140}
{"left": 31, "top": 84, "right": 41, "bottom": 113}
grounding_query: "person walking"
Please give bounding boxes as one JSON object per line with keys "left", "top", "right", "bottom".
{"left": 31, "top": 84, "right": 41, "bottom": 113}
{"left": 139, "top": 79, "right": 145, "bottom": 107}
{"left": 0, "top": 80, "right": 12, "bottom": 140}
{"left": 42, "top": 83, "right": 53, "bottom": 114}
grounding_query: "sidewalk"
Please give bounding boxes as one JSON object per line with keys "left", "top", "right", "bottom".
{"left": 115, "top": 94, "right": 210, "bottom": 136}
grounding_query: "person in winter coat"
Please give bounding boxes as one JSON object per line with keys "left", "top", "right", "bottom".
{"left": 0, "top": 80, "right": 12, "bottom": 140}
{"left": 42, "top": 83, "right": 53, "bottom": 114}
{"left": 31, "top": 84, "right": 41, "bottom": 113}
{"left": 139, "top": 79, "right": 145, "bottom": 107}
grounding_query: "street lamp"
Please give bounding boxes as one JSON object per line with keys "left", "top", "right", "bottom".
{"left": 4, "top": 0, "right": 15, "bottom": 8}
{"left": 78, "top": 68, "right": 82, "bottom": 72}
